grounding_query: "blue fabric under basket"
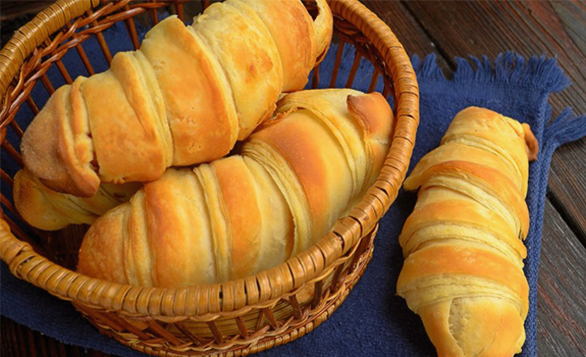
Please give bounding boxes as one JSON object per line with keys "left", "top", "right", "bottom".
{"left": 2, "top": 19, "right": 585, "bottom": 357}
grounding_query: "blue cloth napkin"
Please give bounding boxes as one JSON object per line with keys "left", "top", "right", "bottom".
{"left": 2, "top": 20, "right": 585, "bottom": 357}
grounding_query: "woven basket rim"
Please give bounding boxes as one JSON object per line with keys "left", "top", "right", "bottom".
{"left": 0, "top": 0, "right": 419, "bottom": 316}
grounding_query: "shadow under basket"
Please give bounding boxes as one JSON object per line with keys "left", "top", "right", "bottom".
{"left": 0, "top": 0, "right": 419, "bottom": 355}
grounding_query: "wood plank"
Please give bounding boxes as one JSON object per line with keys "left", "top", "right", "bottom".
{"left": 537, "top": 200, "right": 586, "bottom": 356}
{"left": 1, "top": 317, "right": 109, "bottom": 357}
{"left": 402, "top": 0, "right": 586, "bottom": 241}
{"left": 402, "top": 0, "right": 585, "bottom": 112}
{"left": 362, "top": 0, "right": 450, "bottom": 71}
{"left": 547, "top": 139, "right": 586, "bottom": 242}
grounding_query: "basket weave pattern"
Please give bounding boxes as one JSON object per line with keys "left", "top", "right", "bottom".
{"left": 0, "top": 0, "right": 419, "bottom": 355}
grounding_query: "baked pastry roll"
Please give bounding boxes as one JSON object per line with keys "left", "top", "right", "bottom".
{"left": 21, "top": 0, "right": 333, "bottom": 197}
{"left": 77, "top": 88, "right": 393, "bottom": 287}
{"left": 397, "top": 107, "right": 539, "bottom": 357}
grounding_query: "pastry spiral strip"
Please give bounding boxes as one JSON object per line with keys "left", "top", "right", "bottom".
{"left": 396, "top": 107, "right": 539, "bottom": 357}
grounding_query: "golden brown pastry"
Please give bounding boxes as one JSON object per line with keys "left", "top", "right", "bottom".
{"left": 13, "top": 169, "right": 139, "bottom": 231}
{"left": 77, "top": 89, "right": 393, "bottom": 287}
{"left": 396, "top": 107, "right": 539, "bottom": 357}
{"left": 21, "top": 0, "right": 333, "bottom": 197}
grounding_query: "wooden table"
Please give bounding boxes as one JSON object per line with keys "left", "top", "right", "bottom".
{"left": 1, "top": 1, "right": 585, "bottom": 356}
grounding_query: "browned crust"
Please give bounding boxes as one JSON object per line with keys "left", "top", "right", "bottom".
{"left": 141, "top": 16, "right": 237, "bottom": 165}
{"left": 251, "top": 113, "right": 330, "bottom": 236}
{"left": 400, "top": 199, "right": 527, "bottom": 258}
{"left": 397, "top": 244, "right": 528, "bottom": 311}
{"left": 405, "top": 160, "right": 530, "bottom": 238}
{"left": 21, "top": 84, "right": 99, "bottom": 197}
{"left": 77, "top": 205, "right": 128, "bottom": 284}
{"left": 235, "top": 0, "right": 315, "bottom": 92}
{"left": 82, "top": 60, "right": 166, "bottom": 184}
{"left": 192, "top": 3, "right": 282, "bottom": 140}
{"left": 347, "top": 92, "right": 394, "bottom": 181}
{"left": 212, "top": 157, "right": 261, "bottom": 279}
{"left": 347, "top": 92, "right": 393, "bottom": 142}
{"left": 522, "top": 123, "right": 539, "bottom": 161}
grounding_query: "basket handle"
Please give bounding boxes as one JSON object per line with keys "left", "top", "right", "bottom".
{"left": 0, "top": 0, "right": 100, "bottom": 98}
{"left": 0, "top": 218, "right": 33, "bottom": 272}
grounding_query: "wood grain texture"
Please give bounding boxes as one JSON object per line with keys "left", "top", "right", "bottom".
{"left": 547, "top": 140, "right": 586, "bottom": 243}
{"left": 537, "top": 200, "right": 586, "bottom": 356}
{"left": 402, "top": 0, "right": 585, "bottom": 112}
{"left": 362, "top": 0, "right": 450, "bottom": 71}
{"left": 402, "top": 0, "right": 586, "bottom": 238}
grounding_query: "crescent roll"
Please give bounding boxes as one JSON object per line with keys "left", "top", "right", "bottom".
{"left": 21, "top": 0, "right": 333, "bottom": 197}
{"left": 396, "top": 107, "right": 539, "bottom": 357}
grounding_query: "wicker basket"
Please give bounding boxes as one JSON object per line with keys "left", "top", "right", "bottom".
{"left": 0, "top": 0, "right": 419, "bottom": 355}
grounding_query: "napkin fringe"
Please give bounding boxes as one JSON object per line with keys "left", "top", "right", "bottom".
{"left": 413, "top": 52, "right": 571, "bottom": 93}
{"left": 545, "top": 109, "right": 586, "bottom": 146}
